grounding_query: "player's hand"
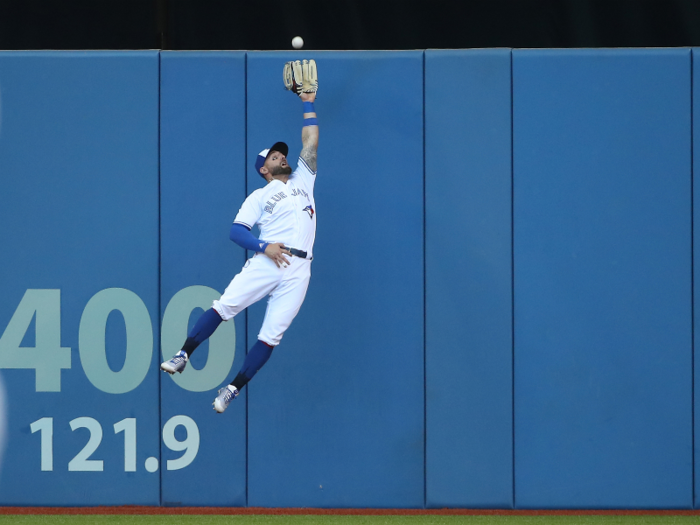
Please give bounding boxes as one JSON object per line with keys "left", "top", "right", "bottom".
{"left": 300, "top": 92, "right": 316, "bottom": 103}
{"left": 264, "top": 243, "right": 291, "bottom": 268}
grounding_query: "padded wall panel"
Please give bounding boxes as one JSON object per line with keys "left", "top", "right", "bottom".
{"left": 425, "top": 49, "right": 513, "bottom": 508}
{"left": 246, "top": 51, "right": 425, "bottom": 508}
{"left": 159, "top": 52, "right": 247, "bottom": 506}
{"left": 513, "top": 48, "right": 692, "bottom": 508}
{"left": 693, "top": 48, "right": 700, "bottom": 510}
{"left": 0, "top": 52, "right": 160, "bottom": 504}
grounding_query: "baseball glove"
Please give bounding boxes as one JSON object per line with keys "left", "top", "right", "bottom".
{"left": 283, "top": 59, "right": 318, "bottom": 96}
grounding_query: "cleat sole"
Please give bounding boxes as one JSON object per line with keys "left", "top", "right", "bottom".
{"left": 160, "top": 365, "right": 183, "bottom": 375}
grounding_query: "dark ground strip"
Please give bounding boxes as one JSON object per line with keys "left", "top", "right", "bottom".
{"left": 1, "top": 508, "right": 700, "bottom": 515}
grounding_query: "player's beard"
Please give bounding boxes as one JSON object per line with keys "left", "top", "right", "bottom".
{"left": 271, "top": 165, "right": 292, "bottom": 176}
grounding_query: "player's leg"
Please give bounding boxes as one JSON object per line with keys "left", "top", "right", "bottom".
{"left": 213, "top": 259, "right": 311, "bottom": 413}
{"left": 160, "top": 308, "right": 223, "bottom": 374}
{"left": 231, "top": 340, "right": 275, "bottom": 389}
{"left": 161, "top": 255, "right": 280, "bottom": 375}
{"left": 244, "top": 260, "right": 311, "bottom": 382}
{"left": 211, "top": 255, "right": 281, "bottom": 322}
{"left": 213, "top": 339, "right": 274, "bottom": 413}
{"left": 255, "top": 260, "right": 311, "bottom": 347}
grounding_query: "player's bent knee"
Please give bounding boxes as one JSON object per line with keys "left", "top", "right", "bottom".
{"left": 212, "top": 301, "right": 236, "bottom": 322}
{"left": 258, "top": 333, "right": 282, "bottom": 346}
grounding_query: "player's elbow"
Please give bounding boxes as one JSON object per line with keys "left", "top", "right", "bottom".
{"left": 229, "top": 223, "right": 249, "bottom": 243}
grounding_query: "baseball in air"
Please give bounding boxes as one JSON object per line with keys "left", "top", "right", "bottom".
{"left": 292, "top": 36, "right": 304, "bottom": 49}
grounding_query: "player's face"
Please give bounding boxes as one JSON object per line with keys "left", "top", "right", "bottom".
{"left": 266, "top": 151, "right": 292, "bottom": 176}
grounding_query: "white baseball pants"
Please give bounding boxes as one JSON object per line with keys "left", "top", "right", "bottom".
{"left": 212, "top": 253, "right": 311, "bottom": 346}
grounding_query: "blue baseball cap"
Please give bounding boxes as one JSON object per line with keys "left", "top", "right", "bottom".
{"left": 255, "top": 141, "right": 289, "bottom": 178}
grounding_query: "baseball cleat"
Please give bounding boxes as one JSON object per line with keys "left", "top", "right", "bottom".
{"left": 160, "top": 350, "right": 188, "bottom": 374}
{"left": 213, "top": 386, "right": 239, "bottom": 413}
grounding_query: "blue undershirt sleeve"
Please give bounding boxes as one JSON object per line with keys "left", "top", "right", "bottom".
{"left": 229, "top": 223, "right": 268, "bottom": 253}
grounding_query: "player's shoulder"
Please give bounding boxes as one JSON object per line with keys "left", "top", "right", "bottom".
{"left": 295, "top": 156, "right": 317, "bottom": 177}
{"left": 290, "top": 157, "right": 316, "bottom": 187}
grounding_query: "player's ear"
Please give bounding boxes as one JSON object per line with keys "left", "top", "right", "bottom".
{"left": 259, "top": 166, "right": 268, "bottom": 176}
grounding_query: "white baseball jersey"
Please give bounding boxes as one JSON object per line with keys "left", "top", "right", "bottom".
{"left": 233, "top": 157, "right": 316, "bottom": 258}
{"left": 212, "top": 157, "right": 316, "bottom": 346}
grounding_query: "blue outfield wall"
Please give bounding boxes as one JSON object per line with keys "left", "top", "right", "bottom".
{"left": 159, "top": 51, "right": 248, "bottom": 506}
{"left": 513, "top": 48, "right": 692, "bottom": 509}
{"left": 694, "top": 48, "right": 700, "bottom": 511}
{"left": 245, "top": 51, "right": 425, "bottom": 508}
{"left": 425, "top": 49, "right": 513, "bottom": 509}
{"left": 0, "top": 48, "right": 696, "bottom": 508}
{"left": 0, "top": 51, "right": 160, "bottom": 504}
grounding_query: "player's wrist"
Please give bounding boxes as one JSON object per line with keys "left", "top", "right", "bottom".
{"left": 303, "top": 101, "right": 315, "bottom": 113}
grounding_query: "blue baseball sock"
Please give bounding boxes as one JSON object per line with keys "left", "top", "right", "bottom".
{"left": 181, "top": 308, "right": 223, "bottom": 356}
{"left": 231, "top": 340, "right": 274, "bottom": 390}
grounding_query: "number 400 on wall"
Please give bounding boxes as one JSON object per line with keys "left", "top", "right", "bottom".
{"left": 0, "top": 287, "right": 237, "bottom": 393}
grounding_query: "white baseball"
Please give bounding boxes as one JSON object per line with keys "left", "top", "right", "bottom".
{"left": 292, "top": 36, "right": 304, "bottom": 49}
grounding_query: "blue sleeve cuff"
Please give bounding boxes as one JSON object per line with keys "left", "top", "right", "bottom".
{"left": 230, "top": 223, "right": 268, "bottom": 253}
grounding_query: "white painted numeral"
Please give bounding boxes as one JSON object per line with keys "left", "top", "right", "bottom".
{"left": 68, "top": 417, "right": 104, "bottom": 472}
{"left": 79, "top": 288, "right": 153, "bottom": 394}
{"left": 0, "top": 290, "right": 71, "bottom": 391}
{"left": 32, "top": 416, "right": 201, "bottom": 472}
{"left": 163, "top": 415, "right": 199, "bottom": 470}
{"left": 161, "top": 286, "right": 236, "bottom": 392}
{"left": 114, "top": 418, "right": 137, "bottom": 472}
{"left": 30, "top": 417, "right": 53, "bottom": 471}
{"left": 2, "top": 286, "right": 238, "bottom": 394}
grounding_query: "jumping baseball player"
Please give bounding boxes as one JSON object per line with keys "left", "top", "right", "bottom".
{"left": 161, "top": 60, "right": 319, "bottom": 414}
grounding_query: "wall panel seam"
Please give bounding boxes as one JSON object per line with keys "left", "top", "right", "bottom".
{"left": 422, "top": 49, "right": 427, "bottom": 511}
{"left": 691, "top": 47, "right": 696, "bottom": 509}
{"left": 244, "top": 51, "right": 250, "bottom": 508}
{"left": 510, "top": 48, "right": 516, "bottom": 511}
{"left": 157, "top": 50, "right": 163, "bottom": 508}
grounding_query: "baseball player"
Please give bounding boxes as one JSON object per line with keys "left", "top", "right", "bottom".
{"left": 161, "top": 60, "right": 319, "bottom": 414}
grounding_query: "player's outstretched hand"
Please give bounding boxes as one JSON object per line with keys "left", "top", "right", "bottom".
{"left": 283, "top": 59, "right": 318, "bottom": 99}
{"left": 264, "top": 243, "right": 292, "bottom": 268}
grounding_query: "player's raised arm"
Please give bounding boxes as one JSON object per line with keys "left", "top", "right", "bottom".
{"left": 283, "top": 59, "right": 319, "bottom": 172}
{"left": 300, "top": 92, "right": 318, "bottom": 172}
